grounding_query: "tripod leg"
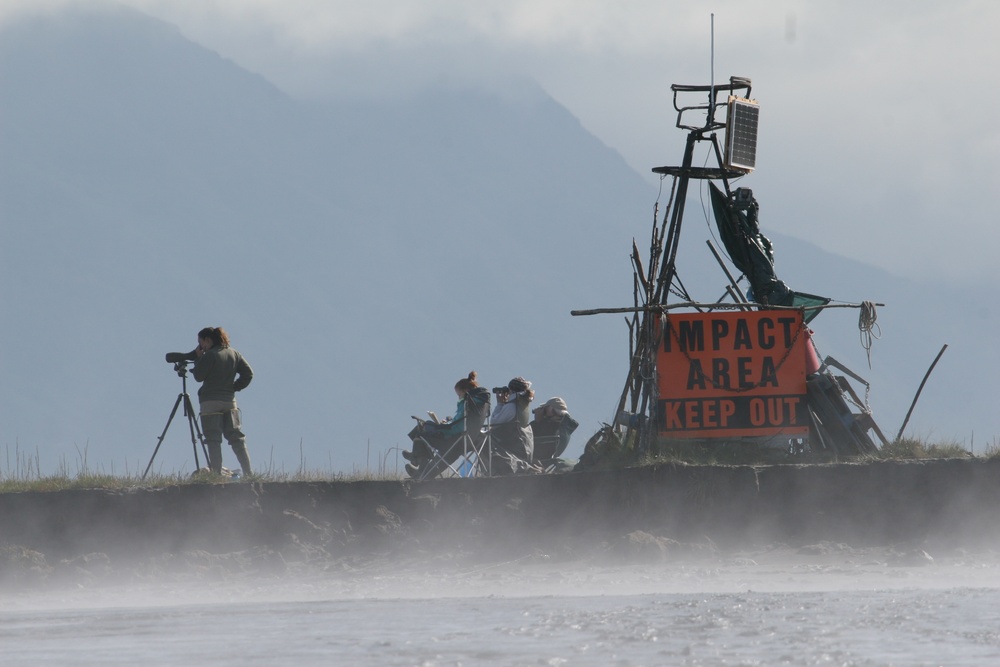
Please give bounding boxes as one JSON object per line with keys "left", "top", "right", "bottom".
{"left": 186, "top": 395, "right": 211, "bottom": 463}
{"left": 183, "top": 393, "right": 210, "bottom": 471}
{"left": 186, "top": 412, "right": 201, "bottom": 470}
{"left": 143, "top": 394, "right": 185, "bottom": 480}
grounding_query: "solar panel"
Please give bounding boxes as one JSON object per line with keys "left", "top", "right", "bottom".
{"left": 725, "top": 97, "right": 759, "bottom": 172}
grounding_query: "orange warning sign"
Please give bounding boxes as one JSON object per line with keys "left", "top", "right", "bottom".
{"left": 655, "top": 310, "right": 809, "bottom": 438}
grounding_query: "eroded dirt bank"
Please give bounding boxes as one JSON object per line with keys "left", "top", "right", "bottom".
{"left": 3, "top": 459, "right": 1000, "bottom": 587}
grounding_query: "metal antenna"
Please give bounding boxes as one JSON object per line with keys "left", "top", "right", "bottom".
{"left": 709, "top": 13, "right": 715, "bottom": 120}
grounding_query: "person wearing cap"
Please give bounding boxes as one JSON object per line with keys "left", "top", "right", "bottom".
{"left": 529, "top": 396, "right": 578, "bottom": 465}
{"left": 532, "top": 397, "right": 569, "bottom": 423}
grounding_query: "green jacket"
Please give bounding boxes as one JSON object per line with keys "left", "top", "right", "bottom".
{"left": 193, "top": 345, "right": 253, "bottom": 403}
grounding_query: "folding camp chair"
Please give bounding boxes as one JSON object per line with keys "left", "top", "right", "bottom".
{"left": 530, "top": 413, "right": 579, "bottom": 471}
{"left": 411, "top": 394, "right": 493, "bottom": 480}
{"left": 485, "top": 419, "right": 541, "bottom": 475}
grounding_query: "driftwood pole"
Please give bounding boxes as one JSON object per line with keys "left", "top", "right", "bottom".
{"left": 895, "top": 343, "right": 948, "bottom": 442}
{"left": 613, "top": 184, "right": 675, "bottom": 423}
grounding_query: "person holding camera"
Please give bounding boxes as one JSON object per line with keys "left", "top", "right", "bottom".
{"left": 489, "top": 377, "right": 535, "bottom": 473}
{"left": 192, "top": 326, "right": 253, "bottom": 477}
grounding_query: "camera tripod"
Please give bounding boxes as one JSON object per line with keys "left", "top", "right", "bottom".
{"left": 143, "top": 361, "right": 210, "bottom": 480}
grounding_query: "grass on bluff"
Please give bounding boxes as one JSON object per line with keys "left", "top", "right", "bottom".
{"left": 628, "top": 433, "right": 1000, "bottom": 468}
{"left": 873, "top": 436, "right": 977, "bottom": 461}
{"left": 0, "top": 442, "right": 406, "bottom": 494}
{"left": 3, "top": 435, "right": 999, "bottom": 494}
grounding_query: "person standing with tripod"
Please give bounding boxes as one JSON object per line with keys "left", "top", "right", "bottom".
{"left": 193, "top": 326, "right": 254, "bottom": 477}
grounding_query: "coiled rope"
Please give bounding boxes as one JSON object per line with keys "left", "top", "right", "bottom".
{"left": 859, "top": 300, "right": 881, "bottom": 368}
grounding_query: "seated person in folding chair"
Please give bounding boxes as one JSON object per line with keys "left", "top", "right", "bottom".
{"left": 530, "top": 397, "right": 579, "bottom": 468}
{"left": 489, "top": 377, "right": 535, "bottom": 474}
{"left": 403, "top": 371, "right": 491, "bottom": 479}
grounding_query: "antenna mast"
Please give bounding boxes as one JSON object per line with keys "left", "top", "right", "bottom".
{"left": 710, "top": 13, "right": 715, "bottom": 121}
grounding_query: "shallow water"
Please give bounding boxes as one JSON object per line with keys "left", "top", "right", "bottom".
{"left": 5, "top": 589, "right": 1000, "bottom": 666}
{"left": 5, "top": 546, "right": 1000, "bottom": 666}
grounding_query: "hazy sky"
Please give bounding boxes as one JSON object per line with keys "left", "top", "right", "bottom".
{"left": 4, "top": 0, "right": 998, "bottom": 284}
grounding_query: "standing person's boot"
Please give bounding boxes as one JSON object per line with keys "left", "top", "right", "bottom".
{"left": 232, "top": 442, "right": 252, "bottom": 477}
{"left": 207, "top": 441, "right": 223, "bottom": 475}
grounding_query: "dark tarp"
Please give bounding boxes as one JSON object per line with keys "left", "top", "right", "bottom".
{"left": 709, "top": 182, "right": 829, "bottom": 323}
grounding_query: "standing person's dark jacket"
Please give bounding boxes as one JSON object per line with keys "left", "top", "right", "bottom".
{"left": 193, "top": 346, "right": 253, "bottom": 403}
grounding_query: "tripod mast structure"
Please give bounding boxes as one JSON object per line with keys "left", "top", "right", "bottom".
{"left": 617, "top": 76, "right": 757, "bottom": 452}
